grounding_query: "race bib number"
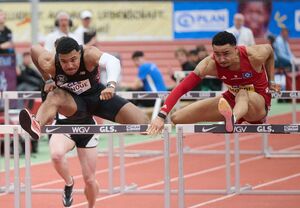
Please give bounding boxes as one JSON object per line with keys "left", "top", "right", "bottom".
{"left": 227, "top": 84, "right": 255, "bottom": 95}
{"left": 61, "top": 79, "right": 91, "bottom": 95}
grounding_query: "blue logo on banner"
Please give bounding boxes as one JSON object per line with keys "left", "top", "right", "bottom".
{"left": 174, "top": 10, "right": 229, "bottom": 32}
{"left": 242, "top": 72, "right": 252, "bottom": 79}
{"left": 177, "top": 13, "right": 195, "bottom": 28}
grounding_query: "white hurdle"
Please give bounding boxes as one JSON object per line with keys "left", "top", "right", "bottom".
{"left": 1, "top": 90, "right": 300, "bottom": 194}
{"left": 176, "top": 124, "right": 300, "bottom": 208}
{"left": 0, "top": 124, "right": 171, "bottom": 208}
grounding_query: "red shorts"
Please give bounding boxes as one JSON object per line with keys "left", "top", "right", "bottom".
{"left": 222, "top": 90, "right": 271, "bottom": 124}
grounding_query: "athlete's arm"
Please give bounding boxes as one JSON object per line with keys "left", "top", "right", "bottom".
{"left": 147, "top": 56, "right": 216, "bottom": 135}
{"left": 31, "top": 45, "right": 55, "bottom": 81}
{"left": 247, "top": 44, "right": 280, "bottom": 92}
{"left": 84, "top": 46, "right": 121, "bottom": 87}
{"left": 159, "top": 56, "right": 216, "bottom": 115}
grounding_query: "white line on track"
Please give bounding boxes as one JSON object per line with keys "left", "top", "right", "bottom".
{"left": 188, "top": 172, "right": 300, "bottom": 208}
{"left": 71, "top": 144, "right": 300, "bottom": 207}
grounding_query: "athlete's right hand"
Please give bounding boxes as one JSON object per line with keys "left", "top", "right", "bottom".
{"left": 147, "top": 116, "right": 165, "bottom": 135}
{"left": 100, "top": 87, "right": 115, "bottom": 100}
{"left": 44, "top": 80, "right": 56, "bottom": 92}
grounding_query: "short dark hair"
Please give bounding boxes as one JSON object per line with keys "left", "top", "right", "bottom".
{"left": 132, "top": 51, "right": 144, "bottom": 59}
{"left": 212, "top": 31, "right": 237, "bottom": 46}
{"left": 55, "top": 37, "right": 80, "bottom": 54}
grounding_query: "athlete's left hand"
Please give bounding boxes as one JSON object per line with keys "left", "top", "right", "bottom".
{"left": 100, "top": 87, "right": 115, "bottom": 100}
{"left": 269, "top": 81, "right": 281, "bottom": 93}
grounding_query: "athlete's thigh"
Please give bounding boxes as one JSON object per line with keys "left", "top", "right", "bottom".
{"left": 77, "top": 147, "right": 98, "bottom": 177}
{"left": 89, "top": 93, "right": 149, "bottom": 124}
{"left": 49, "top": 88, "right": 81, "bottom": 117}
{"left": 243, "top": 92, "right": 267, "bottom": 122}
{"left": 172, "top": 96, "right": 224, "bottom": 124}
{"left": 49, "top": 134, "right": 75, "bottom": 156}
{"left": 115, "top": 102, "right": 149, "bottom": 124}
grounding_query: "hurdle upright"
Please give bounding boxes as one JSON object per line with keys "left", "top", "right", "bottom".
{"left": 176, "top": 123, "right": 300, "bottom": 208}
{"left": 0, "top": 124, "right": 172, "bottom": 208}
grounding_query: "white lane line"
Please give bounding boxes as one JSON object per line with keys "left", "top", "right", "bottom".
{"left": 188, "top": 172, "right": 300, "bottom": 208}
{"left": 71, "top": 144, "right": 300, "bottom": 207}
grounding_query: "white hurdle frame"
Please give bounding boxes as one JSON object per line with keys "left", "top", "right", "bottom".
{"left": 1, "top": 90, "right": 299, "bottom": 193}
{"left": 0, "top": 124, "right": 171, "bottom": 208}
{"left": 176, "top": 124, "right": 300, "bottom": 208}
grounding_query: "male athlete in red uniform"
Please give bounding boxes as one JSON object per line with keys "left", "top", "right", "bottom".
{"left": 148, "top": 31, "right": 280, "bottom": 134}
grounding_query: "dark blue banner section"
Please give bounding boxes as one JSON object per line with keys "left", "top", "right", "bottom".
{"left": 269, "top": 1, "right": 300, "bottom": 38}
{"left": 173, "top": 1, "right": 236, "bottom": 39}
{"left": 0, "top": 54, "right": 16, "bottom": 109}
{"left": 174, "top": 1, "right": 300, "bottom": 39}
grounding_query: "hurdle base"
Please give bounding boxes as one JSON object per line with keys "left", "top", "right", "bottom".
{"left": 183, "top": 146, "right": 263, "bottom": 155}
{"left": 241, "top": 190, "right": 300, "bottom": 195}
{"left": 98, "top": 150, "right": 163, "bottom": 158}
{"left": 264, "top": 147, "right": 300, "bottom": 158}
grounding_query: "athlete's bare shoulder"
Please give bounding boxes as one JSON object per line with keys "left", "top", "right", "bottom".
{"left": 83, "top": 46, "right": 102, "bottom": 71}
{"left": 246, "top": 44, "right": 273, "bottom": 65}
{"left": 31, "top": 45, "right": 55, "bottom": 75}
{"left": 194, "top": 55, "right": 217, "bottom": 77}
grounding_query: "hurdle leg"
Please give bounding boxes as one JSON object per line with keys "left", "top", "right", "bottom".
{"left": 119, "top": 134, "right": 125, "bottom": 193}
{"left": 234, "top": 133, "right": 240, "bottom": 194}
{"left": 4, "top": 93, "right": 10, "bottom": 193}
{"left": 291, "top": 61, "right": 297, "bottom": 123}
{"left": 108, "top": 134, "right": 114, "bottom": 194}
{"left": 25, "top": 134, "right": 32, "bottom": 208}
{"left": 4, "top": 134, "right": 10, "bottom": 192}
{"left": 13, "top": 128, "right": 20, "bottom": 208}
{"left": 177, "top": 127, "right": 185, "bottom": 208}
{"left": 262, "top": 133, "right": 270, "bottom": 157}
{"left": 225, "top": 134, "right": 232, "bottom": 194}
{"left": 163, "top": 127, "right": 170, "bottom": 208}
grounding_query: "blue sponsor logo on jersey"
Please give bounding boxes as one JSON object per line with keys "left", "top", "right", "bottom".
{"left": 242, "top": 72, "right": 252, "bottom": 79}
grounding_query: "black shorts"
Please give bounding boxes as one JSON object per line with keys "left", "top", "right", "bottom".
{"left": 67, "top": 83, "right": 129, "bottom": 122}
{"left": 49, "top": 116, "right": 99, "bottom": 148}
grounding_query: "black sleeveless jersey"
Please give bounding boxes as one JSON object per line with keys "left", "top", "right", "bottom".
{"left": 54, "top": 46, "right": 100, "bottom": 95}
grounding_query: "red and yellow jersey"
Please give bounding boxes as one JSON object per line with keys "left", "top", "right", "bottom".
{"left": 214, "top": 46, "right": 271, "bottom": 108}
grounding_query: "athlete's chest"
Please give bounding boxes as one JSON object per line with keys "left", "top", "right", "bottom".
{"left": 218, "top": 68, "right": 256, "bottom": 86}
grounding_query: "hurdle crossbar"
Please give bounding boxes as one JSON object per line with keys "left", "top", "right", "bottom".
{"left": 0, "top": 124, "right": 172, "bottom": 208}
{"left": 176, "top": 124, "right": 300, "bottom": 208}
{"left": 176, "top": 124, "right": 300, "bottom": 134}
{"left": 2, "top": 90, "right": 300, "bottom": 100}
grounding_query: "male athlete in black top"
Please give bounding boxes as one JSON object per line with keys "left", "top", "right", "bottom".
{"left": 19, "top": 37, "right": 149, "bottom": 207}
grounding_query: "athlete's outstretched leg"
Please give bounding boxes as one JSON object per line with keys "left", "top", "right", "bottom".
{"left": 77, "top": 145, "right": 99, "bottom": 208}
{"left": 115, "top": 102, "right": 150, "bottom": 124}
{"left": 19, "top": 88, "right": 78, "bottom": 140}
{"left": 233, "top": 89, "right": 249, "bottom": 121}
{"left": 49, "top": 134, "right": 75, "bottom": 207}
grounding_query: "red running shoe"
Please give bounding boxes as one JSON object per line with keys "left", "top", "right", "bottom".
{"left": 19, "top": 109, "right": 41, "bottom": 140}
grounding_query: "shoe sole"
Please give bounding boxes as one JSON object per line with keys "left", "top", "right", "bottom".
{"left": 218, "top": 98, "right": 234, "bottom": 133}
{"left": 63, "top": 198, "right": 73, "bottom": 207}
{"left": 19, "top": 109, "right": 40, "bottom": 141}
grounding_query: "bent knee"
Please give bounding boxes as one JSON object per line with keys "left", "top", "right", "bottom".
{"left": 83, "top": 175, "right": 97, "bottom": 186}
{"left": 171, "top": 112, "right": 181, "bottom": 124}
{"left": 51, "top": 152, "right": 65, "bottom": 163}
{"left": 46, "top": 90, "right": 65, "bottom": 105}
